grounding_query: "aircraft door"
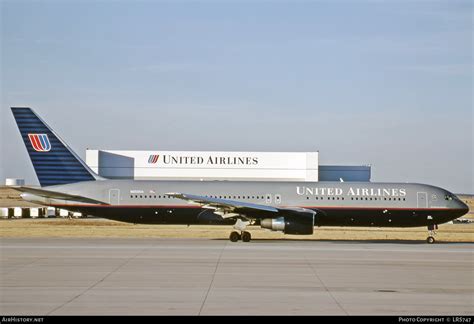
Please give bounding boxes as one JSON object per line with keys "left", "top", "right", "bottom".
{"left": 417, "top": 192, "right": 427, "bottom": 208}
{"left": 109, "top": 189, "right": 120, "bottom": 205}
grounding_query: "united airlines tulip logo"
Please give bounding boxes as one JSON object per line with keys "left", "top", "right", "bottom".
{"left": 148, "top": 155, "right": 159, "bottom": 164}
{"left": 28, "top": 134, "right": 51, "bottom": 152}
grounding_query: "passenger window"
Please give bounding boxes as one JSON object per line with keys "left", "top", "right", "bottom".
{"left": 265, "top": 194, "right": 272, "bottom": 204}
{"left": 275, "top": 194, "right": 281, "bottom": 204}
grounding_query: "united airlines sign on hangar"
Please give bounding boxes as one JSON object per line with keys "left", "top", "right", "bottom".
{"left": 148, "top": 154, "right": 259, "bottom": 166}
{"left": 86, "top": 150, "right": 319, "bottom": 182}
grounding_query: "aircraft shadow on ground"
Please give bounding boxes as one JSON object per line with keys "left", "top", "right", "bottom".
{"left": 213, "top": 238, "right": 473, "bottom": 244}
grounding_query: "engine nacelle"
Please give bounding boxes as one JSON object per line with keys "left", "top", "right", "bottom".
{"left": 260, "top": 212, "right": 314, "bottom": 235}
{"left": 260, "top": 217, "right": 286, "bottom": 232}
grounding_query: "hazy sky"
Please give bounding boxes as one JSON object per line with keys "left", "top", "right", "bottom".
{"left": 1, "top": 1, "right": 472, "bottom": 193}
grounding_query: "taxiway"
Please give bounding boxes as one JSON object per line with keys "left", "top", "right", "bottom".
{"left": 0, "top": 238, "right": 472, "bottom": 315}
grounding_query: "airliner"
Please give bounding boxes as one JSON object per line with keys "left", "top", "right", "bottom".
{"left": 11, "top": 107, "right": 469, "bottom": 243}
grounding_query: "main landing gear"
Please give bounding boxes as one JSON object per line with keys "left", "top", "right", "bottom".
{"left": 427, "top": 224, "right": 438, "bottom": 244}
{"left": 229, "top": 218, "right": 252, "bottom": 242}
{"left": 229, "top": 231, "right": 252, "bottom": 242}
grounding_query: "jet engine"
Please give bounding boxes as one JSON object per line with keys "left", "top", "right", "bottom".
{"left": 260, "top": 210, "right": 315, "bottom": 235}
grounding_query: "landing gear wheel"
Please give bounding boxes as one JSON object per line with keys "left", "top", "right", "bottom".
{"left": 229, "top": 231, "right": 240, "bottom": 242}
{"left": 427, "top": 236, "right": 435, "bottom": 244}
{"left": 241, "top": 231, "right": 251, "bottom": 242}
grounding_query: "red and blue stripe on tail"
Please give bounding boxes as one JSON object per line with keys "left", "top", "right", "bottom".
{"left": 28, "top": 134, "right": 51, "bottom": 152}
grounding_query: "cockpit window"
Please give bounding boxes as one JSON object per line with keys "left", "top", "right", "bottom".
{"left": 445, "top": 194, "right": 453, "bottom": 201}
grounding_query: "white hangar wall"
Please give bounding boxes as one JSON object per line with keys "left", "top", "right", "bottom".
{"left": 86, "top": 150, "right": 319, "bottom": 182}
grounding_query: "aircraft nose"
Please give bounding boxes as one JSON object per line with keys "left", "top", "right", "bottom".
{"left": 458, "top": 200, "right": 469, "bottom": 216}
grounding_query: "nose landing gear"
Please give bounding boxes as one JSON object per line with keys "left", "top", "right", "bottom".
{"left": 426, "top": 224, "right": 438, "bottom": 244}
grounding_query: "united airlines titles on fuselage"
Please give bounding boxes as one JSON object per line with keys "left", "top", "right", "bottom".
{"left": 296, "top": 186, "right": 407, "bottom": 197}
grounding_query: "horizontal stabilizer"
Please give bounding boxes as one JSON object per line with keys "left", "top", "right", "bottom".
{"left": 12, "top": 186, "right": 109, "bottom": 205}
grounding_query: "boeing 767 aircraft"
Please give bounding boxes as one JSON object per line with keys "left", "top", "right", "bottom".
{"left": 10, "top": 107, "right": 469, "bottom": 243}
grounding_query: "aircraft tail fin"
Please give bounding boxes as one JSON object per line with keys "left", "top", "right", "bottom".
{"left": 11, "top": 107, "right": 100, "bottom": 187}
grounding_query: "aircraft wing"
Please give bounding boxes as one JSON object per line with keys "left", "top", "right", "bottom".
{"left": 12, "top": 186, "right": 109, "bottom": 205}
{"left": 166, "top": 192, "right": 316, "bottom": 220}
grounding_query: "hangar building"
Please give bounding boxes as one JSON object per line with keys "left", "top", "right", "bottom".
{"left": 86, "top": 150, "right": 370, "bottom": 182}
